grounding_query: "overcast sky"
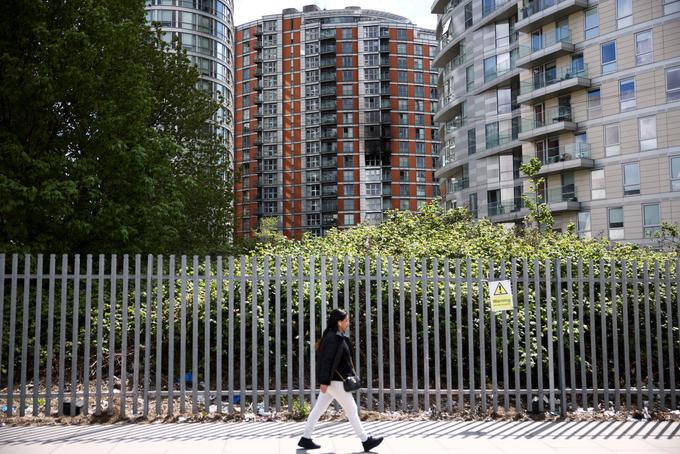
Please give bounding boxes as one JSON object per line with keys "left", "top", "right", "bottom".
{"left": 233, "top": 0, "right": 438, "bottom": 30}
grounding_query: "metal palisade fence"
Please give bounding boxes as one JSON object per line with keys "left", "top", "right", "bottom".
{"left": 0, "top": 254, "right": 678, "bottom": 418}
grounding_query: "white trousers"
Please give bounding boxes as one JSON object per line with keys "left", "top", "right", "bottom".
{"left": 302, "top": 380, "right": 368, "bottom": 442}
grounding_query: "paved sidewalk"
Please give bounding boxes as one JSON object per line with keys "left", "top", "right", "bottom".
{"left": 1, "top": 420, "right": 679, "bottom": 453}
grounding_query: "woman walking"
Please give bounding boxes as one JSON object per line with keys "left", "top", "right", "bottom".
{"left": 298, "top": 309, "right": 384, "bottom": 452}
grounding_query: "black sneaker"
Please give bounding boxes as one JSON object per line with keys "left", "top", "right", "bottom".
{"left": 362, "top": 436, "right": 384, "bottom": 452}
{"left": 297, "top": 437, "right": 321, "bottom": 450}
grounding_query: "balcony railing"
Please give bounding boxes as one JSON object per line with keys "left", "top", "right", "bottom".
{"left": 483, "top": 59, "right": 517, "bottom": 84}
{"left": 488, "top": 198, "right": 523, "bottom": 217}
{"left": 519, "top": 63, "right": 587, "bottom": 95}
{"left": 539, "top": 142, "right": 590, "bottom": 165}
{"left": 520, "top": 106, "right": 578, "bottom": 132}
{"left": 446, "top": 177, "right": 469, "bottom": 193}
{"left": 321, "top": 129, "right": 337, "bottom": 139}
{"left": 320, "top": 45, "right": 336, "bottom": 53}
{"left": 482, "top": 0, "right": 514, "bottom": 17}
{"left": 320, "top": 29, "right": 336, "bottom": 39}
{"left": 320, "top": 72, "right": 336, "bottom": 82}
{"left": 546, "top": 184, "right": 577, "bottom": 203}
{"left": 517, "top": 31, "right": 572, "bottom": 59}
{"left": 320, "top": 100, "right": 337, "bottom": 110}
{"left": 520, "top": 0, "right": 569, "bottom": 20}
{"left": 485, "top": 129, "right": 519, "bottom": 150}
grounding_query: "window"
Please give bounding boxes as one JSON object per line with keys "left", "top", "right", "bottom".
{"left": 672, "top": 157, "right": 680, "bottom": 191}
{"left": 306, "top": 70, "right": 319, "bottom": 82}
{"left": 603, "top": 124, "right": 620, "bottom": 156}
{"left": 484, "top": 56, "right": 497, "bottom": 82}
{"left": 584, "top": 8, "right": 599, "bottom": 39}
{"left": 591, "top": 169, "right": 605, "bottom": 200}
{"left": 616, "top": 0, "right": 632, "bottom": 29}
{"left": 665, "top": 0, "right": 680, "bottom": 14}
{"left": 263, "top": 187, "right": 278, "bottom": 199}
{"left": 467, "top": 128, "right": 476, "bottom": 155}
{"left": 468, "top": 193, "right": 478, "bottom": 218}
{"left": 643, "top": 204, "right": 661, "bottom": 238}
{"left": 397, "top": 28, "right": 407, "bottom": 40}
{"left": 363, "top": 40, "right": 379, "bottom": 52}
{"left": 609, "top": 207, "right": 624, "bottom": 240}
{"left": 497, "top": 88, "right": 512, "bottom": 114}
{"left": 578, "top": 212, "right": 591, "bottom": 239}
{"left": 342, "top": 56, "right": 353, "bottom": 67}
{"left": 639, "top": 116, "right": 657, "bottom": 150}
{"left": 588, "top": 89, "right": 601, "bottom": 117}
{"left": 464, "top": 2, "right": 473, "bottom": 29}
{"left": 601, "top": 41, "right": 617, "bottom": 75}
{"left": 495, "top": 23, "right": 510, "bottom": 48}
{"left": 667, "top": 67, "right": 680, "bottom": 101}
{"left": 343, "top": 214, "right": 356, "bottom": 226}
{"left": 342, "top": 28, "right": 352, "bottom": 39}
{"left": 619, "top": 78, "right": 636, "bottom": 110}
{"left": 623, "top": 163, "right": 640, "bottom": 196}
{"left": 341, "top": 42, "right": 352, "bottom": 54}
{"left": 635, "top": 31, "right": 653, "bottom": 65}
{"left": 397, "top": 43, "right": 407, "bottom": 54}
{"left": 466, "top": 65, "right": 475, "bottom": 92}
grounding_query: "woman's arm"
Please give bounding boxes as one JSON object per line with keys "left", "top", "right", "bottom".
{"left": 317, "top": 334, "right": 339, "bottom": 385}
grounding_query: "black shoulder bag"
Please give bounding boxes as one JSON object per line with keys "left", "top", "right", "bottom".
{"left": 333, "top": 337, "right": 361, "bottom": 392}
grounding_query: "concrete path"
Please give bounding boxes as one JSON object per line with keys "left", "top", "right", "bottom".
{"left": 1, "top": 420, "right": 679, "bottom": 453}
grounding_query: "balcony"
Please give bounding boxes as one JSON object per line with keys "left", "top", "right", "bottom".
{"left": 485, "top": 130, "right": 521, "bottom": 154}
{"left": 320, "top": 44, "right": 336, "bottom": 54}
{"left": 254, "top": 95, "right": 263, "bottom": 105}
{"left": 434, "top": 93, "right": 465, "bottom": 124}
{"left": 518, "top": 64, "right": 590, "bottom": 104}
{"left": 321, "top": 129, "right": 337, "bottom": 140}
{"left": 518, "top": 106, "right": 579, "bottom": 141}
{"left": 478, "top": 0, "right": 518, "bottom": 29}
{"left": 254, "top": 109, "right": 263, "bottom": 118}
{"left": 254, "top": 69, "right": 263, "bottom": 77}
{"left": 320, "top": 29, "right": 336, "bottom": 40}
{"left": 516, "top": 32, "right": 575, "bottom": 69}
{"left": 254, "top": 82, "right": 263, "bottom": 91}
{"left": 254, "top": 26, "right": 263, "bottom": 37}
{"left": 476, "top": 62, "right": 519, "bottom": 94}
{"left": 516, "top": 0, "right": 588, "bottom": 33}
{"left": 545, "top": 185, "right": 580, "bottom": 212}
{"left": 320, "top": 86, "right": 336, "bottom": 97}
{"left": 254, "top": 41, "right": 263, "bottom": 51}
{"left": 433, "top": 32, "right": 464, "bottom": 68}
{"left": 445, "top": 177, "right": 469, "bottom": 193}
{"left": 320, "top": 58, "right": 336, "bottom": 68}
{"left": 536, "top": 143, "right": 594, "bottom": 176}
{"left": 430, "top": 0, "right": 449, "bottom": 14}
{"left": 488, "top": 198, "right": 524, "bottom": 220}
{"left": 320, "top": 100, "right": 337, "bottom": 111}
{"left": 320, "top": 72, "right": 337, "bottom": 82}
{"left": 321, "top": 114, "right": 337, "bottom": 125}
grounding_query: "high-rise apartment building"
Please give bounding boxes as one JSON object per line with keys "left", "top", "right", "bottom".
{"left": 432, "top": 0, "right": 680, "bottom": 243}
{"left": 234, "top": 5, "right": 440, "bottom": 239}
{"left": 145, "top": 0, "right": 235, "bottom": 146}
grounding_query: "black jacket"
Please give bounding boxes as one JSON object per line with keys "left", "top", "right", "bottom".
{"left": 316, "top": 331, "right": 354, "bottom": 385}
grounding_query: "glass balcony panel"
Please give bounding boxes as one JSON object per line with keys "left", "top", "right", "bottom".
{"left": 519, "top": 64, "right": 588, "bottom": 95}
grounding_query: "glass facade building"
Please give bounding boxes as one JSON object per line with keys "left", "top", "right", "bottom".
{"left": 145, "top": 0, "right": 235, "bottom": 147}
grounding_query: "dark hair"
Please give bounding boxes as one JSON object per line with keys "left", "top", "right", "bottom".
{"left": 315, "top": 308, "right": 348, "bottom": 351}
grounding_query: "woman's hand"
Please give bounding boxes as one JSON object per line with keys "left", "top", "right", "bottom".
{"left": 320, "top": 384, "right": 328, "bottom": 393}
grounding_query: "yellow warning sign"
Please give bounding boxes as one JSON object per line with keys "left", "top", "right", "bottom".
{"left": 494, "top": 282, "right": 509, "bottom": 296}
{"left": 489, "top": 280, "right": 514, "bottom": 312}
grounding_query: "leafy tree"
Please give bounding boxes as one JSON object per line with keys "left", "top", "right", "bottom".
{"left": 520, "top": 157, "right": 554, "bottom": 233}
{"left": 0, "top": 0, "right": 232, "bottom": 254}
